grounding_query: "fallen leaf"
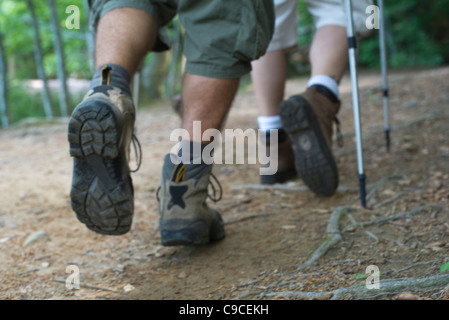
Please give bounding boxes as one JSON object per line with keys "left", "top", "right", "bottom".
{"left": 178, "top": 271, "right": 188, "bottom": 279}
{"left": 440, "top": 262, "right": 449, "bottom": 273}
{"left": 23, "top": 230, "right": 49, "bottom": 247}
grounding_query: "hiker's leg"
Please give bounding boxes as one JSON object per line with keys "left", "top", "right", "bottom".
{"left": 69, "top": 2, "right": 177, "bottom": 235}
{"left": 309, "top": 25, "right": 348, "bottom": 84}
{"left": 159, "top": 0, "right": 275, "bottom": 245}
{"left": 181, "top": 74, "right": 240, "bottom": 142}
{"left": 305, "top": 0, "right": 374, "bottom": 94}
{"left": 251, "top": 27, "right": 348, "bottom": 121}
{"left": 251, "top": 50, "right": 287, "bottom": 117}
{"left": 94, "top": 8, "right": 157, "bottom": 75}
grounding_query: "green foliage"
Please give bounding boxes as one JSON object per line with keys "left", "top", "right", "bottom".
{"left": 358, "top": 0, "right": 447, "bottom": 68}
{"left": 7, "top": 82, "right": 51, "bottom": 122}
{"left": 1, "top": 0, "right": 449, "bottom": 126}
{"left": 297, "top": 1, "right": 314, "bottom": 47}
{"left": 289, "top": 0, "right": 449, "bottom": 70}
{"left": 353, "top": 273, "right": 368, "bottom": 280}
{"left": 1, "top": 0, "right": 90, "bottom": 79}
{"left": 441, "top": 262, "right": 449, "bottom": 273}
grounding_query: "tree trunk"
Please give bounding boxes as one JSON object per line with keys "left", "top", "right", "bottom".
{"left": 48, "top": 0, "right": 69, "bottom": 117}
{"left": 26, "top": 0, "right": 53, "bottom": 119}
{"left": 83, "top": 0, "right": 95, "bottom": 72}
{"left": 0, "top": 32, "right": 10, "bottom": 128}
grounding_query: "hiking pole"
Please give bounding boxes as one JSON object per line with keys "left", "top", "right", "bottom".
{"left": 378, "top": 0, "right": 390, "bottom": 152}
{"left": 344, "top": 0, "right": 367, "bottom": 208}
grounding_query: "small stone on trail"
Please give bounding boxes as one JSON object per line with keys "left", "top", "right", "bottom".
{"left": 123, "top": 284, "right": 135, "bottom": 292}
{"left": 393, "top": 292, "right": 421, "bottom": 300}
{"left": 113, "top": 264, "right": 125, "bottom": 273}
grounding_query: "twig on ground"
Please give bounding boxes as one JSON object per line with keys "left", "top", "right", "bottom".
{"left": 342, "top": 204, "right": 443, "bottom": 232}
{"left": 366, "top": 173, "right": 403, "bottom": 201}
{"left": 224, "top": 212, "right": 276, "bottom": 225}
{"left": 51, "top": 278, "right": 120, "bottom": 293}
{"left": 383, "top": 260, "right": 439, "bottom": 276}
{"left": 373, "top": 192, "right": 405, "bottom": 209}
{"left": 229, "top": 184, "right": 358, "bottom": 192}
{"left": 18, "top": 268, "right": 40, "bottom": 275}
{"left": 296, "top": 206, "right": 352, "bottom": 270}
{"left": 364, "top": 230, "right": 379, "bottom": 243}
{"left": 221, "top": 198, "right": 253, "bottom": 213}
{"left": 346, "top": 213, "right": 359, "bottom": 227}
{"left": 263, "top": 273, "right": 449, "bottom": 300}
{"left": 230, "top": 184, "right": 308, "bottom": 192}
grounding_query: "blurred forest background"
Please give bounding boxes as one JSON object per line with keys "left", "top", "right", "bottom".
{"left": 0, "top": 0, "right": 449, "bottom": 127}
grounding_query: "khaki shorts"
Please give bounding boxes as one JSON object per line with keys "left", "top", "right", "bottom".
{"left": 268, "top": 0, "right": 373, "bottom": 51}
{"left": 88, "top": 0, "right": 275, "bottom": 79}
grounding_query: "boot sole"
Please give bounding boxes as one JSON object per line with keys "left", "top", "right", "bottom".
{"left": 68, "top": 99, "right": 134, "bottom": 235}
{"left": 160, "top": 212, "right": 225, "bottom": 246}
{"left": 279, "top": 95, "right": 338, "bottom": 196}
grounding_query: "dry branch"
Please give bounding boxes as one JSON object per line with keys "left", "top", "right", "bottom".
{"left": 296, "top": 206, "right": 352, "bottom": 270}
{"left": 52, "top": 278, "right": 120, "bottom": 293}
{"left": 372, "top": 192, "right": 405, "bottom": 209}
{"left": 224, "top": 212, "right": 276, "bottom": 225}
{"left": 366, "top": 173, "right": 403, "bottom": 201}
{"left": 342, "top": 204, "right": 442, "bottom": 232}
{"left": 230, "top": 184, "right": 358, "bottom": 192}
{"left": 263, "top": 273, "right": 449, "bottom": 300}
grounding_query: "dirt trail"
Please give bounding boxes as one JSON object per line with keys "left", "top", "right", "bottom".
{"left": 0, "top": 68, "right": 448, "bottom": 300}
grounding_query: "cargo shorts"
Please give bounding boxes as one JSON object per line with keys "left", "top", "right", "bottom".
{"left": 88, "top": 0, "right": 275, "bottom": 78}
{"left": 268, "top": 0, "right": 373, "bottom": 52}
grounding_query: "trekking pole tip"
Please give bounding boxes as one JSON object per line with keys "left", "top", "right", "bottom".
{"left": 358, "top": 173, "right": 367, "bottom": 208}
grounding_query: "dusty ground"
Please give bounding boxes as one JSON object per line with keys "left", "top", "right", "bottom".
{"left": 0, "top": 67, "right": 448, "bottom": 300}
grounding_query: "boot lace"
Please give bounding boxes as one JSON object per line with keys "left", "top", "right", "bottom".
{"left": 130, "top": 133, "right": 142, "bottom": 173}
{"left": 155, "top": 172, "right": 223, "bottom": 203}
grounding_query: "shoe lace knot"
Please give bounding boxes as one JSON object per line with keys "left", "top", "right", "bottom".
{"left": 156, "top": 171, "right": 223, "bottom": 203}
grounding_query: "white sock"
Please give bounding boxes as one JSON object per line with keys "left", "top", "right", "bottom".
{"left": 257, "top": 115, "right": 283, "bottom": 131}
{"left": 308, "top": 75, "right": 339, "bottom": 99}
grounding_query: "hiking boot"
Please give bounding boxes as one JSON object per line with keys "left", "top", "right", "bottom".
{"left": 260, "top": 128, "right": 297, "bottom": 184}
{"left": 158, "top": 154, "right": 225, "bottom": 246}
{"left": 279, "top": 85, "right": 341, "bottom": 196}
{"left": 68, "top": 80, "right": 139, "bottom": 235}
